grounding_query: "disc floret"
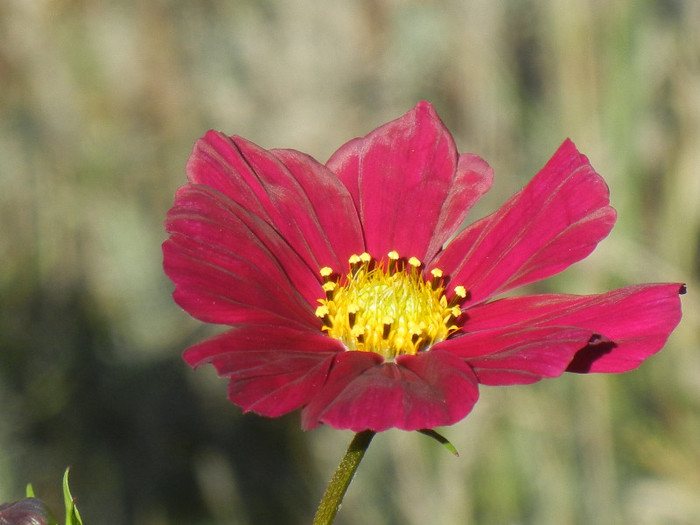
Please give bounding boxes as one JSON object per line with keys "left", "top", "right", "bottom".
{"left": 315, "top": 252, "right": 465, "bottom": 360}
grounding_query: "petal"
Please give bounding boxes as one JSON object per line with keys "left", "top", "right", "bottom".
{"left": 436, "top": 326, "right": 594, "bottom": 385}
{"left": 185, "top": 324, "right": 343, "bottom": 418}
{"left": 186, "top": 131, "right": 364, "bottom": 273}
{"left": 270, "top": 148, "right": 366, "bottom": 268}
{"left": 425, "top": 153, "right": 494, "bottom": 262}
{"left": 462, "top": 283, "right": 684, "bottom": 373}
{"left": 0, "top": 498, "right": 51, "bottom": 525}
{"left": 164, "top": 185, "right": 320, "bottom": 327}
{"left": 302, "top": 351, "right": 480, "bottom": 431}
{"left": 326, "top": 101, "right": 492, "bottom": 261}
{"left": 432, "top": 139, "right": 616, "bottom": 304}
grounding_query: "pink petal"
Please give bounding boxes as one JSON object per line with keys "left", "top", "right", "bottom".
{"left": 432, "top": 139, "right": 616, "bottom": 304}
{"left": 425, "top": 153, "right": 495, "bottom": 262}
{"left": 436, "top": 325, "right": 594, "bottom": 385}
{"left": 185, "top": 324, "right": 342, "bottom": 417}
{"left": 270, "top": 149, "right": 365, "bottom": 268}
{"left": 463, "top": 283, "right": 685, "bottom": 373}
{"left": 186, "top": 131, "right": 364, "bottom": 273}
{"left": 302, "top": 351, "right": 480, "bottom": 431}
{"left": 164, "top": 186, "right": 321, "bottom": 327}
{"left": 326, "top": 101, "right": 492, "bottom": 261}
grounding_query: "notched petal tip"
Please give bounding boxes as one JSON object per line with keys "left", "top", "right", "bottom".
{"left": 326, "top": 100, "right": 475, "bottom": 261}
{"left": 561, "top": 283, "right": 684, "bottom": 373}
{"left": 433, "top": 138, "right": 617, "bottom": 304}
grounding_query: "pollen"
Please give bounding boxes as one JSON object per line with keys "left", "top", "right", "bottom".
{"left": 315, "top": 252, "right": 466, "bottom": 360}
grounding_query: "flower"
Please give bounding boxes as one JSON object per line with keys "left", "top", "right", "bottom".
{"left": 0, "top": 498, "right": 51, "bottom": 525}
{"left": 163, "top": 102, "right": 683, "bottom": 432}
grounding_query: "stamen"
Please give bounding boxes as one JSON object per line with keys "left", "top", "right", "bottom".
{"left": 348, "top": 303, "right": 358, "bottom": 327}
{"left": 388, "top": 250, "right": 400, "bottom": 273}
{"left": 348, "top": 254, "right": 362, "bottom": 274}
{"left": 322, "top": 281, "right": 337, "bottom": 299}
{"left": 446, "top": 306, "right": 462, "bottom": 324}
{"left": 353, "top": 325, "right": 365, "bottom": 345}
{"left": 449, "top": 286, "right": 467, "bottom": 307}
{"left": 408, "top": 256, "right": 422, "bottom": 272}
{"left": 430, "top": 267, "right": 444, "bottom": 290}
{"left": 382, "top": 317, "right": 393, "bottom": 339}
{"left": 315, "top": 305, "right": 332, "bottom": 328}
{"left": 316, "top": 251, "right": 464, "bottom": 359}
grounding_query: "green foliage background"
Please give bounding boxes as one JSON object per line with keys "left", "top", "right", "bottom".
{"left": 1, "top": 1, "right": 698, "bottom": 524}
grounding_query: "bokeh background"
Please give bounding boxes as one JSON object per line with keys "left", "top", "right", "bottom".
{"left": 1, "top": 1, "right": 699, "bottom": 524}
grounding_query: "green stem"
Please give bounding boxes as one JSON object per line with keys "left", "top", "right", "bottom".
{"left": 312, "top": 430, "right": 375, "bottom": 525}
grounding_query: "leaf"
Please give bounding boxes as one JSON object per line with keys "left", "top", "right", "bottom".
{"left": 63, "top": 468, "right": 83, "bottom": 525}
{"left": 418, "top": 429, "right": 460, "bottom": 456}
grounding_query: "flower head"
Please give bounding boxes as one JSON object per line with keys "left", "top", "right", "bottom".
{"left": 0, "top": 498, "right": 51, "bottom": 525}
{"left": 163, "top": 102, "right": 683, "bottom": 432}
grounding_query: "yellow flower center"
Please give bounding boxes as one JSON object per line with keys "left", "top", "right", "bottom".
{"left": 315, "top": 251, "right": 466, "bottom": 360}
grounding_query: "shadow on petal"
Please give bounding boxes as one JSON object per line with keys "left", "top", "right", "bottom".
{"left": 566, "top": 334, "right": 617, "bottom": 373}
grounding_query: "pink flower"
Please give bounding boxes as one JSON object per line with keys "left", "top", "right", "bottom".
{"left": 163, "top": 102, "right": 683, "bottom": 432}
{"left": 0, "top": 498, "right": 51, "bottom": 525}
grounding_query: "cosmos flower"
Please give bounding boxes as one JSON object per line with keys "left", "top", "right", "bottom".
{"left": 0, "top": 497, "right": 51, "bottom": 525}
{"left": 163, "top": 102, "right": 683, "bottom": 432}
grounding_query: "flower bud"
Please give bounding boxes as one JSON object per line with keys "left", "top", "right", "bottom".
{"left": 0, "top": 497, "right": 51, "bottom": 525}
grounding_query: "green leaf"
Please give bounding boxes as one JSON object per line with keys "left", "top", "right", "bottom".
{"left": 25, "top": 483, "right": 36, "bottom": 498}
{"left": 418, "top": 428, "right": 460, "bottom": 456}
{"left": 63, "top": 467, "right": 83, "bottom": 525}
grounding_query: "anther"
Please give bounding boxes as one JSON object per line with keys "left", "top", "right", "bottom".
{"left": 446, "top": 306, "right": 462, "bottom": 324}
{"left": 352, "top": 325, "right": 365, "bottom": 345}
{"left": 320, "top": 266, "right": 334, "bottom": 280}
{"left": 388, "top": 250, "right": 400, "bottom": 273}
{"left": 315, "top": 305, "right": 332, "bottom": 327}
{"left": 322, "top": 281, "right": 337, "bottom": 299}
{"left": 382, "top": 317, "right": 393, "bottom": 339}
{"left": 449, "top": 286, "right": 467, "bottom": 307}
{"left": 408, "top": 257, "right": 422, "bottom": 273}
{"left": 348, "top": 254, "right": 362, "bottom": 273}
{"left": 348, "top": 304, "right": 359, "bottom": 327}
{"left": 430, "top": 267, "right": 444, "bottom": 290}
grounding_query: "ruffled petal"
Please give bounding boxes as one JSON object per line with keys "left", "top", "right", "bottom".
{"left": 301, "top": 351, "right": 480, "bottom": 431}
{"left": 164, "top": 185, "right": 320, "bottom": 327}
{"left": 186, "top": 131, "right": 364, "bottom": 273}
{"left": 326, "top": 101, "right": 491, "bottom": 261}
{"left": 432, "top": 139, "right": 616, "bottom": 304}
{"left": 462, "top": 283, "right": 684, "bottom": 373}
{"left": 185, "top": 324, "right": 343, "bottom": 418}
{"left": 436, "top": 325, "right": 594, "bottom": 385}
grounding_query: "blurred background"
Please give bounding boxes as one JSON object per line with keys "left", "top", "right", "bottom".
{"left": 1, "top": 0, "right": 698, "bottom": 524}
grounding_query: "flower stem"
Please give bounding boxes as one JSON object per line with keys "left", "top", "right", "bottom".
{"left": 312, "top": 430, "right": 375, "bottom": 525}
